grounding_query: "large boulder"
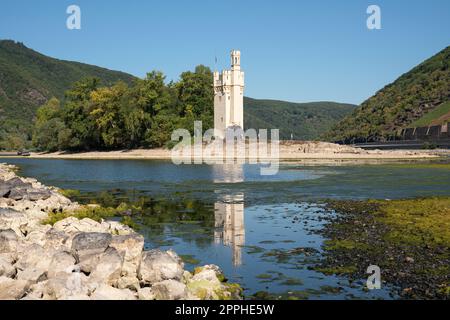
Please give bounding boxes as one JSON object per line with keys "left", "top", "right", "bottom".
{"left": 138, "top": 249, "right": 184, "bottom": 285}
{"left": 152, "top": 279, "right": 188, "bottom": 300}
{"left": 26, "top": 189, "right": 52, "bottom": 201}
{"left": 0, "top": 209, "right": 27, "bottom": 236}
{"left": 90, "top": 284, "right": 136, "bottom": 300}
{"left": 44, "top": 272, "right": 89, "bottom": 300}
{"left": 0, "top": 255, "right": 16, "bottom": 278}
{"left": 110, "top": 233, "right": 144, "bottom": 278}
{"left": 100, "top": 220, "right": 134, "bottom": 235}
{"left": 16, "top": 267, "right": 47, "bottom": 284}
{"left": 71, "top": 232, "right": 112, "bottom": 273}
{"left": 23, "top": 280, "right": 48, "bottom": 300}
{"left": 14, "top": 243, "right": 53, "bottom": 272}
{"left": 0, "top": 229, "right": 19, "bottom": 254}
{"left": 89, "top": 247, "right": 123, "bottom": 286}
{"left": 43, "top": 228, "right": 70, "bottom": 251}
{"left": 53, "top": 217, "right": 105, "bottom": 234}
{"left": 0, "top": 184, "right": 11, "bottom": 198}
{"left": 0, "top": 277, "right": 30, "bottom": 300}
{"left": 47, "top": 251, "right": 76, "bottom": 279}
{"left": 4, "top": 177, "right": 31, "bottom": 189}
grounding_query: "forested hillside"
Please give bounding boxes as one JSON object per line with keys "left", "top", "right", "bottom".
{"left": 0, "top": 40, "right": 136, "bottom": 149}
{"left": 323, "top": 46, "right": 450, "bottom": 143}
{"left": 244, "top": 98, "right": 356, "bottom": 140}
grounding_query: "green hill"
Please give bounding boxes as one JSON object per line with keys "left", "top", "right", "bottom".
{"left": 0, "top": 40, "right": 356, "bottom": 149}
{"left": 0, "top": 40, "right": 136, "bottom": 149}
{"left": 323, "top": 46, "right": 450, "bottom": 143}
{"left": 244, "top": 98, "right": 356, "bottom": 140}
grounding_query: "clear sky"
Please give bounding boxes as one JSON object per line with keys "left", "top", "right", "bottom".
{"left": 0, "top": 0, "right": 449, "bottom": 104}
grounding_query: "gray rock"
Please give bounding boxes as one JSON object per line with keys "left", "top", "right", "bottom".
{"left": 5, "top": 177, "right": 31, "bottom": 189}
{"left": 47, "top": 251, "right": 76, "bottom": 279}
{"left": 0, "top": 229, "right": 18, "bottom": 254}
{"left": 7, "top": 188, "right": 28, "bottom": 201}
{"left": 26, "top": 189, "right": 52, "bottom": 201}
{"left": 16, "top": 267, "right": 47, "bottom": 284}
{"left": 44, "top": 272, "right": 89, "bottom": 300}
{"left": 152, "top": 280, "right": 188, "bottom": 300}
{"left": 138, "top": 249, "right": 184, "bottom": 285}
{"left": 110, "top": 233, "right": 144, "bottom": 278}
{"left": 89, "top": 247, "right": 123, "bottom": 286}
{"left": 0, "top": 276, "right": 30, "bottom": 300}
{"left": 14, "top": 243, "right": 53, "bottom": 272}
{"left": 0, "top": 184, "right": 11, "bottom": 198}
{"left": 71, "top": 232, "right": 112, "bottom": 272}
{"left": 43, "top": 229, "right": 70, "bottom": 251}
{"left": 0, "top": 210, "right": 27, "bottom": 236}
{"left": 0, "top": 255, "right": 16, "bottom": 278}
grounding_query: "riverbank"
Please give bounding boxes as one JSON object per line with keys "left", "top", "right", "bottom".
{"left": 21, "top": 141, "right": 445, "bottom": 160}
{"left": 0, "top": 163, "right": 242, "bottom": 300}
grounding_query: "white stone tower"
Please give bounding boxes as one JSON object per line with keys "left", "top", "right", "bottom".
{"left": 214, "top": 50, "right": 245, "bottom": 138}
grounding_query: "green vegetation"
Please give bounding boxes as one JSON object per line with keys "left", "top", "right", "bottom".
{"left": 323, "top": 46, "right": 450, "bottom": 143}
{"left": 41, "top": 205, "right": 120, "bottom": 225}
{"left": 410, "top": 101, "right": 450, "bottom": 127}
{"left": 0, "top": 40, "right": 136, "bottom": 150}
{"left": 32, "top": 64, "right": 213, "bottom": 151}
{"left": 377, "top": 197, "right": 450, "bottom": 246}
{"left": 244, "top": 98, "right": 356, "bottom": 140}
{"left": 179, "top": 254, "right": 201, "bottom": 265}
{"left": 319, "top": 197, "right": 450, "bottom": 299}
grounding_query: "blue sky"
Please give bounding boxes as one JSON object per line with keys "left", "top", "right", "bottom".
{"left": 0, "top": 0, "right": 449, "bottom": 104}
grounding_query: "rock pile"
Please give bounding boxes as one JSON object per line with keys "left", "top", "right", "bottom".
{"left": 0, "top": 163, "right": 241, "bottom": 300}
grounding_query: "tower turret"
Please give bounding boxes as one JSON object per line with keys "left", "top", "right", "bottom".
{"left": 231, "top": 50, "right": 241, "bottom": 70}
{"left": 214, "top": 50, "right": 245, "bottom": 138}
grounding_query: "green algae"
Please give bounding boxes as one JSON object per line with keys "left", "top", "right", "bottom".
{"left": 179, "top": 254, "right": 200, "bottom": 265}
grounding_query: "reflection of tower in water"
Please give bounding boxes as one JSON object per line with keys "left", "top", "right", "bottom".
{"left": 214, "top": 193, "right": 245, "bottom": 267}
{"left": 212, "top": 164, "right": 245, "bottom": 266}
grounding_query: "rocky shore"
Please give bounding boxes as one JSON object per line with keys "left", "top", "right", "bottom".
{"left": 0, "top": 163, "right": 241, "bottom": 300}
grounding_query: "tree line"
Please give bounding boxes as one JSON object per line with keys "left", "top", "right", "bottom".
{"left": 32, "top": 65, "right": 214, "bottom": 151}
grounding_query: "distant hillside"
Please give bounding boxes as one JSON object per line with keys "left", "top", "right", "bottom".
{"left": 244, "top": 97, "right": 356, "bottom": 140}
{"left": 323, "top": 46, "right": 450, "bottom": 143}
{"left": 0, "top": 40, "right": 136, "bottom": 149}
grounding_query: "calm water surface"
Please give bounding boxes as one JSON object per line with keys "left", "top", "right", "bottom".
{"left": 2, "top": 158, "right": 450, "bottom": 299}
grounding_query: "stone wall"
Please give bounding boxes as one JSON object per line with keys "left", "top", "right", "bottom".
{"left": 401, "top": 123, "right": 450, "bottom": 140}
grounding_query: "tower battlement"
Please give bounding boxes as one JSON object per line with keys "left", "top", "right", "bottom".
{"left": 214, "top": 50, "right": 245, "bottom": 138}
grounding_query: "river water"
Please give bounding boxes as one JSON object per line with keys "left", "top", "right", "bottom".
{"left": 2, "top": 158, "right": 450, "bottom": 299}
